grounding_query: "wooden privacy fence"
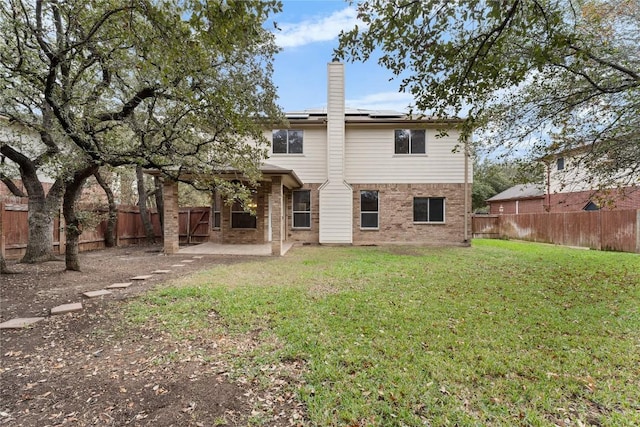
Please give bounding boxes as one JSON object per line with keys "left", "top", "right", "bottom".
{"left": 0, "top": 202, "right": 210, "bottom": 260}
{"left": 472, "top": 209, "right": 640, "bottom": 253}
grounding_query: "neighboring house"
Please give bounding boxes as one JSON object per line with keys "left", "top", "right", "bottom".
{"left": 485, "top": 154, "right": 639, "bottom": 214}
{"left": 486, "top": 184, "right": 545, "bottom": 214}
{"left": 544, "top": 153, "right": 639, "bottom": 212}
{"left": 160, "top": 61, "right": 473, "bottom": 255}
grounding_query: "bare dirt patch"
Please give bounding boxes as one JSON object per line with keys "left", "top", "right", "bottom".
{"left": 1, "top": 246, "right": 307, "bottom": 426}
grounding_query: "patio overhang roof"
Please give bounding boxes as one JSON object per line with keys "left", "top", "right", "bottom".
{"left": 144, "top": 162, "right": 303, "bottom": 190}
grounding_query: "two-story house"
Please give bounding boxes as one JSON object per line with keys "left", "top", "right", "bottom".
{"left": 161, "top": 61, "right": 472, "bottom": 255}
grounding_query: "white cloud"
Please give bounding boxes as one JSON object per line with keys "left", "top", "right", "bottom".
{"left": 275, "top": 7, "right": 362, "bottom": 48}
{"left": 346, "top": 91, "right": 414, "bottom": 112}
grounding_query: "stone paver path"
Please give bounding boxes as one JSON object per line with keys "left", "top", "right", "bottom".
{"left": 0, "top": 317, "right": 45, "bottom": 329}
{"left": 83, "top": 290, "right": 113, "bottom": 298}
{"left": 5, "top": 254, "right": 211, "bottom": 331}
{"left": 51, "top": 303, "right": 83, "bottom": 315}
{"left": 106, "top": 282, "right": 133, "bottom": 289}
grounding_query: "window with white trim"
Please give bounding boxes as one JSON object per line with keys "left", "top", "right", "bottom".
{"left": 212, "top": 193, "right": 221, "bottom": 229}
{"left": 360, "top": 190, "right": 379, "bottom": 229}
{"left": 273, "top": 129, "right": 303, "bottom": 154}
{"left": 395, "top": 129, "right": 426, "bottom": 154}
{"left": 292, "top": 190, "right": 311, "bottom": 228}
{"left": 413, "top": 197, "right": 445, "bottom": 223}
{"left": 231, "top": 194, "right": 257, "bottom": 229}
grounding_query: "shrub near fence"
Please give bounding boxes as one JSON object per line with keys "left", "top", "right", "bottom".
{"left": 0, "top": 202, "right": 211, "bottom": 260}
{"left": 472, "top": 209, "right": 640, "bottom": 253}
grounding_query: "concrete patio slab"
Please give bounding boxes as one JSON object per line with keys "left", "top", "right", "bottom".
{"left": 131, "top": 275, "right": 153, "bottom": 280}
{"left": 152, "top": 270, "right": 171, "bottom": 274}
{"left": 83, "top": 290, "right": 112, "bottom": 298}
{"left": 177, "top": 242, "right": 292, "bottom": 256}
{"left": 0, "top": 317, "right": 45, "bottom": 329}
{"left": 51, "top": 302, "right": 83, "bottom": 315}
{"left": 106, "top": 282, "right": 133, "bottom": 289}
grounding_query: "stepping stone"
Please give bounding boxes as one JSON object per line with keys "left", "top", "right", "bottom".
{"left": 180, "top": 260, "right": 194, "bottom": 263}
{"left": 192, "top": 256, "right": 203, "bottom": 259}
{"left": 106, "top": 282, "right": 132, "bottom": 289}
{"left": 0, "top": 317, "right": 45, "bottom": 329}
{"left": 170, "top": 264, "right": 185, "bottom": 267}
{"left": 83, "top": 290, "right": 112, "bottom": 299}
{"left": 131, "top": 275, "right": 153, "bottom": 280}
{"left": 152, "top": 270, "right": 171, "bottom": 274}
{"left": 51, "top": 303, "right": 83, "bottom": 315}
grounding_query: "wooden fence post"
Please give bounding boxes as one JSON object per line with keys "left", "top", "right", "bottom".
{"left": 636, "top": 209, "right": 640, "bottom": 254}
{"left": 0, "top": 201, "right": 5, "bottom": 259}
{"left": 58, "top": 206, "right": 66, "bottom": 255}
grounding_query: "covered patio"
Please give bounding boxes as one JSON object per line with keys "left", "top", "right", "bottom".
{"left": 159, "top": 163, "right": 302, "bottom": 256}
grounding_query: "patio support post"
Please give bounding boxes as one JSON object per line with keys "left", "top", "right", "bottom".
{"left": 271, "top": 176, "right": 283, "bottom": 256}
{"left": 163, "top": 179, "right": 179, "bottom": 254}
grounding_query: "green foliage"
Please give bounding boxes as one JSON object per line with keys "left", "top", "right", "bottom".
{"left": 128, "top": 242, "right": 640, "bottom": 426}
{"left": 0, "top": 0, "right": 284, "bottom": 188}
{"left": 337, "top": 0, "right": 640, "bottom": 188}
{"left": 472, "top": 158, "right": 544, "bottom": 211}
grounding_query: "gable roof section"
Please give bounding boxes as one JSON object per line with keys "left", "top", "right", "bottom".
{"left": 487, "top": 184, "right": 545, "bottom": 202}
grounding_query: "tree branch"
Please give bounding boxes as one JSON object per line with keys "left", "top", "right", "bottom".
{"left": 0, "top": 173, "right": 27, "bottom": 197}
{"left": 97, "top": 87, "right": 158, "bottom": 122}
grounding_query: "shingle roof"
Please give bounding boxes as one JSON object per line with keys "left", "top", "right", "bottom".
{"left": 486, "top": 184, "right": 545, "bottom": 202}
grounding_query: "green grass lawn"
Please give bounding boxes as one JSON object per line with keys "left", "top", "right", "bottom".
{"left": 128, "top": 240, "right": 640, "bottom": 426}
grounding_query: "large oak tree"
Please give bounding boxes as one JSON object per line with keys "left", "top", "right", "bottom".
{"left": 1, "top": 0, "right": 283, "bottom": 270}
{"left": 337, "top": 0, "right": 640, "bottom": 188}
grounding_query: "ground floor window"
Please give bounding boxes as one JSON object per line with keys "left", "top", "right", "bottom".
{"left": 413, "top": 197, "right": 445, "bottom": 223}
{"left": 360, "top": 190, "right": 379, "bottom": 229}
{"left": 212, "top": 193, "right": 221, "bottom": 229}
{"left": 231, "top": 194, "right": 257, "bottom": 229}
{"left": 292, "top": 190, "right": 311, "bottom": 228}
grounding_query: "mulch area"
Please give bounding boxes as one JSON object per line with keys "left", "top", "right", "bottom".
{"left": 0, "top": 245, "right": 307, "bottom": 426}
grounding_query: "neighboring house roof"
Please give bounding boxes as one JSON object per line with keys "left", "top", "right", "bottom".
{"left": 486, "top": 184, "right": 545, "bottom": 202}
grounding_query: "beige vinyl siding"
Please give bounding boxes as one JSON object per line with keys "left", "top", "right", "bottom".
{"left": 266, "top": 127, "right": 327, "bottom": 183}
{"left": 344, "top": 126, "right": 468, "bottom": 183}
{"left": 319, "top": 181, "right": 353, "bottom": 243}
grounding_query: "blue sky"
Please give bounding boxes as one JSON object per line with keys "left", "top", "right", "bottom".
{"left": 270, "top": 1, "right": 414, "bottom": 112}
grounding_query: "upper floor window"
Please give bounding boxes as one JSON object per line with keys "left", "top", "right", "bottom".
{"left": 556, "top": 157, "right": 565, "bottom": 171}
{"left": 395, "top": 129, "right": 426, "bottom": 154}
{"left": 413, "top": 197, "right": 445, "bottom": 223}
{"left": 292, "top": 190, "right": 311, "bottom": 228}
{"left": 273, "top": 129, "right": 303, "bottom": 154}
{"left": 360, "top": 190, "right": 379, "bottom": 229}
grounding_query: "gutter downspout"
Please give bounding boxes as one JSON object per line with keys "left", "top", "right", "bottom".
{"left": 464, "top": 138, "right": 469, "bottom": 243}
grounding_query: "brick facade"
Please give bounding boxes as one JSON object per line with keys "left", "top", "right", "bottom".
{"left": 162, "top": 180, "right": 179, "bottom": 254}
{"left": 209, "top": 182, "right": 470, "bottom": 246}
{"left": 351, "top": 183, "right": 469, "bottom": 245}
{"left": 548, "top": 187, "right": 640, "bottom": 212}
{"left": 488, "top": 197, "right": 545, "bottom": 215}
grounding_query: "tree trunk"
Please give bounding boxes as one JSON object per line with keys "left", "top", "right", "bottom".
{"left": 94, "top": 169, "right": 117, "bottom": 247}
{"left": 63, "top": 165, "right": 98, "bottom": 271}
{"left": 0, "top": 145, "right": 64, "bottom": 263}
{"left": 154, "top": 175, "right": 164, "bottom": 233}
{"left": 136, "top": 166, "right": 155, "bottom": 243}
{"left": 0, "top": 253, "right": 10, "bottom": 274}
